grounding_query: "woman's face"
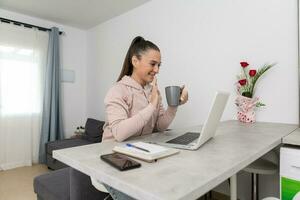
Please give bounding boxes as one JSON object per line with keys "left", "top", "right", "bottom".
{"left": 131, "top": 49, "right": 161, "bottom": 86}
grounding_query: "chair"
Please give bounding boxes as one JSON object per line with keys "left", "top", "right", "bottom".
{"left": 243, "top": 150, "right": 278, "bottom": 200}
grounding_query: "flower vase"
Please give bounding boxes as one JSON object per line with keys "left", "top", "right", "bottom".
{"left": 235, "top": 95, "right": 259, "bottom": 123}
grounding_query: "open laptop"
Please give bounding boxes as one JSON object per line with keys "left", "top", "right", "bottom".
{"left": 155, "top": 91, "right": 229, "bottom": 150}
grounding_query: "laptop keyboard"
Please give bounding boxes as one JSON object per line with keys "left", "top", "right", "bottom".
{"left": 166, "top": 132, "right": 200, "bottom": 145}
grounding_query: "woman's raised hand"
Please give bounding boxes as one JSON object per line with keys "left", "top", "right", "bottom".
{"left": 150, "top": 77, "right": 161, "bottom": 107}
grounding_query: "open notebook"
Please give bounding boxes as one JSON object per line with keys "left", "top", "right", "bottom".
{"left": 113, "top": 142, "right": 179, "bottom": 162}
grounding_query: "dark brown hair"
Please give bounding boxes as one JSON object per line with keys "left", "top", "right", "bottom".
{"left": 117, "top": 36, "right": 160, "bottom": 81}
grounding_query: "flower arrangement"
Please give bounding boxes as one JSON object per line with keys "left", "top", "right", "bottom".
{"left": 235, "top": 61, "right": 275, "bottom": 123}
{"left": 236, "top": 61, "right": 275, "bottom": 107}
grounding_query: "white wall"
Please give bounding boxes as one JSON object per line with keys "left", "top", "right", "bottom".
{"left": 86, "top": 0, "right": 298, "bottom": 198}
{"left": 0, "top": 9, "right": 88, "bottom": 137}
{"left": 86, "top": 0, "right": 298, "bottom": 126}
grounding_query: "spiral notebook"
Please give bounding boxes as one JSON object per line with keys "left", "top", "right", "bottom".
{"left": 113, "top": 142, "right": 179, "bottom": 162}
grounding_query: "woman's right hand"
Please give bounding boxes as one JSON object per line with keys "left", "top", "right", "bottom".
{"left": 150, "top": 77, "right": 160, "bottom": 108}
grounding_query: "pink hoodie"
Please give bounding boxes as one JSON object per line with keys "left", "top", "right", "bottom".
{"left": 102, "top": 76, "right": 177, "bottom": 142}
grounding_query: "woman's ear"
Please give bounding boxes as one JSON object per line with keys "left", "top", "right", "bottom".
{"left": 131, "top": 55, "right": 139, "bottom": 68}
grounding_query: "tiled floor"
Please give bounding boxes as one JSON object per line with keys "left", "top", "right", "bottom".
{"left": 0, "top": 164, "right": 49, "bottom": 200}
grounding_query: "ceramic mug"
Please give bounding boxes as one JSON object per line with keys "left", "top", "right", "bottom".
{"left": 165, "top": 86, "right": 181, "bottom": 106}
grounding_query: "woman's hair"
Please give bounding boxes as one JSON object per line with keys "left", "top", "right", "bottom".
{"left": 117, "top": 36, "right": 160, "bottom": 81}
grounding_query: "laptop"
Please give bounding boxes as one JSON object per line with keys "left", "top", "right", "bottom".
{"left": 154, "top": 91, "right": 229, "bottom": 150}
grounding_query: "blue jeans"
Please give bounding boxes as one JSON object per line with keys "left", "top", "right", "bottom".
{"left": 103, "top": 184, "right": 136, "bottom": 200}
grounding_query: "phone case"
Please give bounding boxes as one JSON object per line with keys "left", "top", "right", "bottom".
{"left": 100, "top": 153, "right": 141, "bottom": 171}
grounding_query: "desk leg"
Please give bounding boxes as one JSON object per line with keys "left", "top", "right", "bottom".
{"left": 230, "top": 174, "right": 237, "bottom": 200}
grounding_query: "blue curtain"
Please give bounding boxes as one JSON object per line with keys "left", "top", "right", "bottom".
{"left": 39, "top": 27, "right": 64, "bottom": 163}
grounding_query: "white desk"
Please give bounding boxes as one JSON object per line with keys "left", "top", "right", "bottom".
{"left": 282, "top": 128, "right": 300, "bottom": 146}
{"left": 53, "top": 120, "right": 297, "bottom": 200}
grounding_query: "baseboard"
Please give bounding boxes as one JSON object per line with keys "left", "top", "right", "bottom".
{"left": 0, "top": 161, "right": 32, "bottom": 170}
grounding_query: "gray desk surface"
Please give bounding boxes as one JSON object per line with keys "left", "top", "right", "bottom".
{"left": 282, "top": 128, "right": 300, "bottom": 146}
{"left": 53, "top": 120, "right": 297, "bottom": 200}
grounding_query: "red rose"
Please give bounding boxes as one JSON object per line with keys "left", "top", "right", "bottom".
{"left": 238, "top": 79, "right": 247, "bottom": 86}
{"left": 240, "top": 62, "right": 249, "bottom": 68}
{"left": 249, "top": 69, "right": 256, "bottom": 77}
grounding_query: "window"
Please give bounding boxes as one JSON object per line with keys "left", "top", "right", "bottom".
{"left": 0, "top": 45, "right": 42, "bottom": 114}
{"left": 0, "top": 22, "right": 49, "bottom": 169}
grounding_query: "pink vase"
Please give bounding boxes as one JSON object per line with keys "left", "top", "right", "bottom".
{"left": 235, "top": 95, "right": 259, "bottom": 123}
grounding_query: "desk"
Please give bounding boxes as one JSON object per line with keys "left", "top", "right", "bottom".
{"left": 282, "top": 128, "right": 300, "bottom": 146}
{"left": 53, "top": 120, "right": 297, "bottom": 200}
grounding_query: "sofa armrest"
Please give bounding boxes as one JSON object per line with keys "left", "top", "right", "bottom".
{"left": 46, "top": 138, "right": 93, "bottom": 155}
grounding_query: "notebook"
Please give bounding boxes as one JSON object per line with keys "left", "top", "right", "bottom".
{"left": 153, "top": 91, "right": 229, "bottom": 150}
{"left": 113, "top": 142, "right": 179, "bottom": 162}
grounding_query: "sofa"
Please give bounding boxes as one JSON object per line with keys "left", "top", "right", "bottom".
{"left": 34, "top": 118, "right": 109, "bottom": 200}
{"left": 46, "top": 118, "right": 105, "bottom": 170}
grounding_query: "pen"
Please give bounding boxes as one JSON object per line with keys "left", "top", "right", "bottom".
{"left": 126, "top": 143, "right": 150, "bottom": 153}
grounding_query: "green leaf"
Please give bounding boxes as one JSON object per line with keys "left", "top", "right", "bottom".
{"left": 242, "top": 91, "right": 252, "bottom": 98}
{"left": 256, "top": 102, "right": 266, "bottom": 107}
{"left": 250, "top": 63, "right": 276, "bottom": 96}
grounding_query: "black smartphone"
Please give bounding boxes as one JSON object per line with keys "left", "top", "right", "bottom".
{"left": 100, "top": 153, "right": 141, "bottom": 171}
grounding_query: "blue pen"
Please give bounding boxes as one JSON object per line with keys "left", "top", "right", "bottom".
{"left": 126, "top": 143, "right": 150, "bottom": 153}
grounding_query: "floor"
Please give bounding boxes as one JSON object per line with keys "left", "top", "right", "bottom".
{"left": 0, "top": 164, "right": 49, "bottom": 200}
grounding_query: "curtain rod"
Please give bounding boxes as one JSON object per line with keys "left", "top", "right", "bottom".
{"left": 0, "top": 17, "right": 64, "bottom": 35}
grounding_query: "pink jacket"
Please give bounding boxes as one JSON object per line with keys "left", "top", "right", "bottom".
{"left": 102, "top": 76, "right": 177, "bottom": 142}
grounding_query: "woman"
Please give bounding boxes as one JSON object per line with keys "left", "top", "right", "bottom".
{"left": 101, "top": 36, "right": 188, "bottom": 199}
{"left": 102, "top": 36, "right": 188, "bottom": 142}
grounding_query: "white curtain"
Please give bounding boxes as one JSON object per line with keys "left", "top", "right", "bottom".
{"left": 0, "top": 22, "right": 48, "bottom": 170}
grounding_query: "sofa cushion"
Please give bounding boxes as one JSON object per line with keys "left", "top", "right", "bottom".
{"left": 84, "top": 118, "right": 105, "bottom": 143}
{"left": 33, "top": 168, "right": 70, "bottom": 200}
{"left": 46, "top": 138, "right": 92, "bottom": 155}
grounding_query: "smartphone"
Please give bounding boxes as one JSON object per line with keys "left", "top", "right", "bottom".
{"left": 100, "top": 153, "right": 141, "bottom": 171}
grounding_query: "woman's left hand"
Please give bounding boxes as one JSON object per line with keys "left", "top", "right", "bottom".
{"left": 179, "top": 85, "right": 188, "bottom": 105}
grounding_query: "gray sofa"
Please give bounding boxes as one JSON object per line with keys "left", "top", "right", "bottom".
{"left": 34, "top": 118, "right": 109, "bottom": 200}
{"left": 46, "top": 118, "right": 105, "bottom": 170}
